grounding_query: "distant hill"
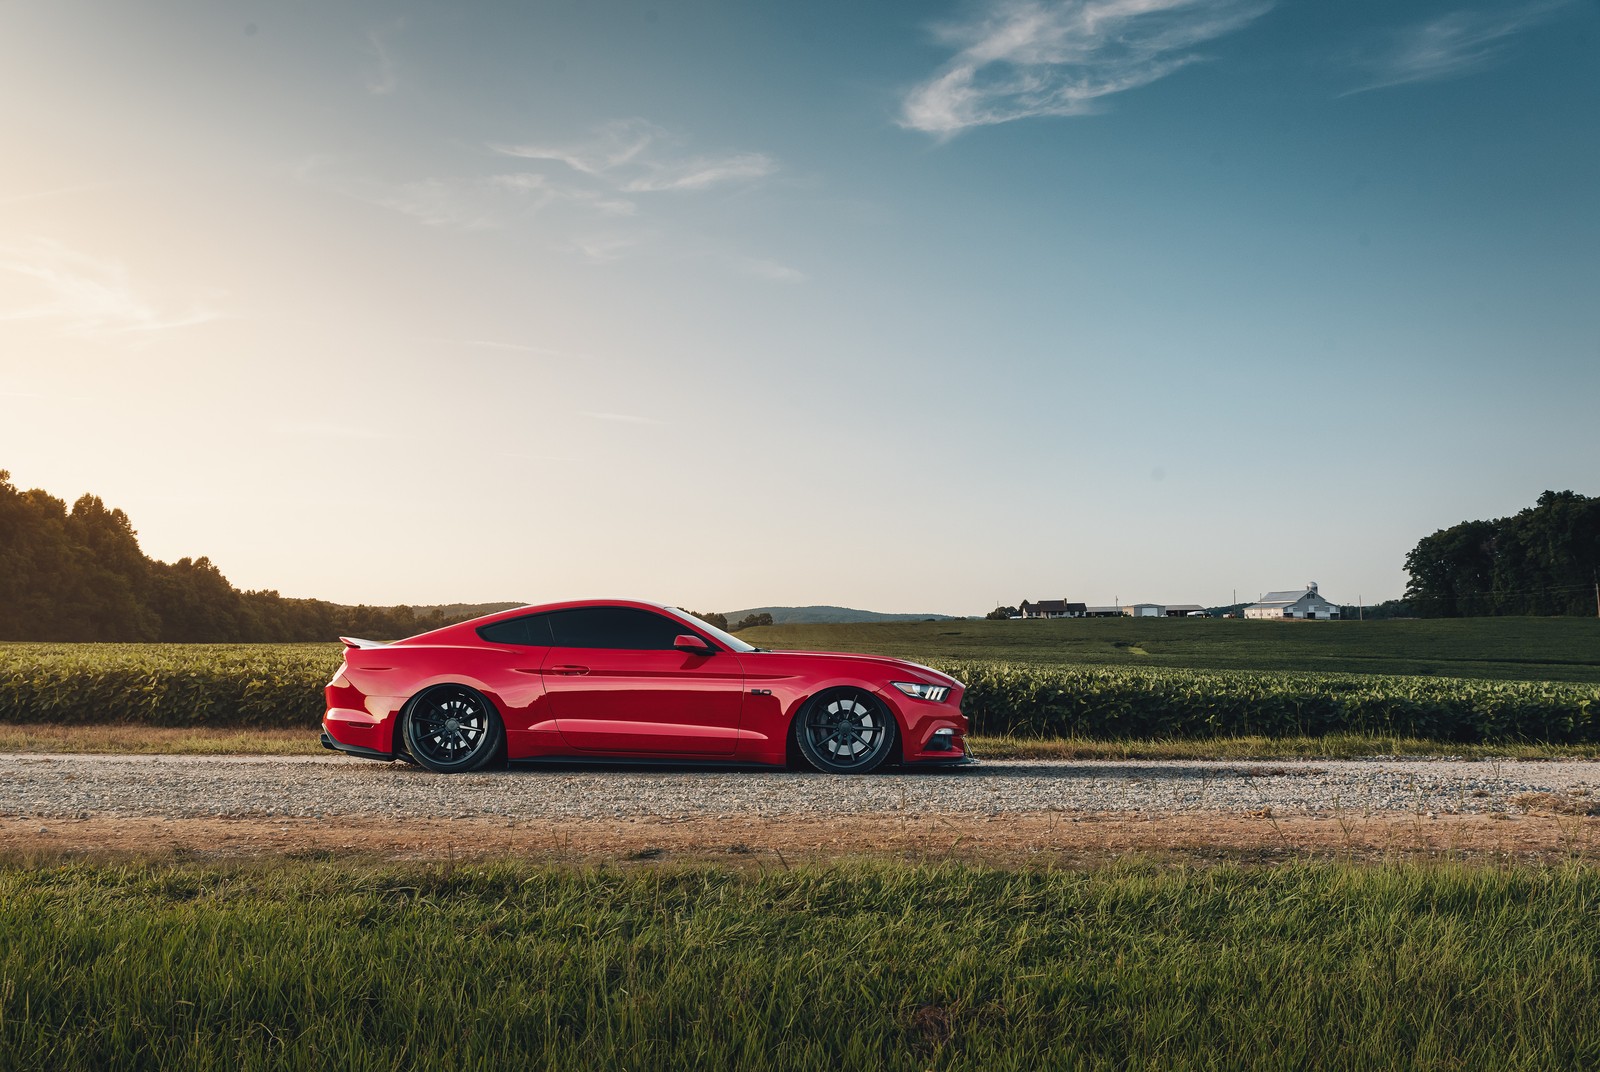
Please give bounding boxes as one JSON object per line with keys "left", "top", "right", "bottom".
{"left": 722, "top": 605, "right": 958, "bottom": 625}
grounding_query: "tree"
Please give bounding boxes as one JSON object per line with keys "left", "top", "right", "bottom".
{"left": 1338, "top": 599, "right": 1414, "bottom": 620}
{"left": 686, "top": 610, "right": 729, "bottom": 631}
{"left": 1404, "top": 519, "right": 1498, "bottom": 618}
{"left": 732, "top": 612, "right": 774, "bottom": 631}
{"left": 986, "top": 606, "right": 1018, "bottom": 620}
{"left": 1403, "top": 491, "right": 1600, "bottom": 617}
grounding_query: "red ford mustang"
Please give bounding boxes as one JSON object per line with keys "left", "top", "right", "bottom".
{"left": 321, "top": 599, "right": 972, "bottom": 774}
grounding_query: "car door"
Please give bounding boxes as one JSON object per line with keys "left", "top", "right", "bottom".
{"left": 541, "top": 606, "right": 745, "bottom": 755}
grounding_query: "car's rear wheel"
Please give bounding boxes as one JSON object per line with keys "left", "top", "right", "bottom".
{"left": 793, "top": 688, "right": 898, "bottom": 774}
{"left": 402, "top": 685, "right": 504, "bottom": 773}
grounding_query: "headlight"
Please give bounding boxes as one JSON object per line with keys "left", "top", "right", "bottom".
{"left": 892, "top": 681, "right": 950, "bottom": 703}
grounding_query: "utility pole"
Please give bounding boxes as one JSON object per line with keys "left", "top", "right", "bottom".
{"left": 1359, "top": 595, "right": 1363, "bottom": 622}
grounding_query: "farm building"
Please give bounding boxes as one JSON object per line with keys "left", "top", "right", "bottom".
{"left": 1245, "top": 583, "right": 1341, "bottom": 620}
{"left": 1124, "top": 603, "right": 1209, "bottom": 617}
{"left": 1078, "top": 603, "right": 1208, "bottom": 617}
{"left": 1017, "top": 599, "right": 1086, "bottom": 619}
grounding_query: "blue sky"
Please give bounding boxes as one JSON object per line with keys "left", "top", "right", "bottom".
{"left": 1, "top": 0, "right": 1596, "bottom": 613}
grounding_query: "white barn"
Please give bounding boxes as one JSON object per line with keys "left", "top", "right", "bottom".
{"left": 1246, "top": 583, "right": 1341, "bottom": 620}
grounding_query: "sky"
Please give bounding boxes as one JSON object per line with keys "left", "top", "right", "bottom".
{"left": 1, "top": 0, "right": 1596, "bottom": 615}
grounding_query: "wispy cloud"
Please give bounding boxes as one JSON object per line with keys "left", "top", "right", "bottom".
{"left": 900, "top": 0, "right": 1272, "bottom": 137}
{"left": 0, "top": 239, "right": 221, "bottom": 337}
{"left": 296, "top": 122, "right": 790, "bottom": 280}
{"left": 492, "top": 120, "right": 777, "bottom": 194}
{"left": 487, "top": 172, "right": 638, "bottom": 216}
{"left": 1341, "top": 3, "right": 1565, "bottom": 96}
{"left": 566, "top": 232, "right": 650, "bottom": 265}
{"left": 365, "top": 178, "right": 501, "bottom": 230}
{"left": 363, "top": 23, "right": 402, "bottom": 95}
{"left": 296, "top": 162, "right": 636, "bottom": 232}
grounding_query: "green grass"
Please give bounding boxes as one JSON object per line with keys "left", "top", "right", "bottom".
{"left": 744, "top": 616, "right": 1600, "bottom": 683}
{"left": 0, "top": 723, "right": 320, "bottom": 755}
{"left": 4, "top": 858, "right": 1600, "bottom": 1070}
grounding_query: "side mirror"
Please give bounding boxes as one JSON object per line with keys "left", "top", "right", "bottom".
{"left": 674, "top": 634, "right": 716, "bottom": 656}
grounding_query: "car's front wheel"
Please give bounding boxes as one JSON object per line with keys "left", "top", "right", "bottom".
{"left": 793, "top": 688, "right": 899, "bottom": 774}
{"left": 402, "top": 685, "right": 504, "bottom": 773}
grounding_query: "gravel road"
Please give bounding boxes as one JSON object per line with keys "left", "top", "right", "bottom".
{"left": 2, "top": 753, "right": 1598, "bottom": 821}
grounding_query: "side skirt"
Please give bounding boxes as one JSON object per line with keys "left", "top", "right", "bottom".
{"left": 507, "top": 755, "right": 785, "bottom": 772}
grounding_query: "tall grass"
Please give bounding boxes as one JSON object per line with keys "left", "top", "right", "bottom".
{"left": 3, "top": 859, "right": 1600, "bottom": 1070}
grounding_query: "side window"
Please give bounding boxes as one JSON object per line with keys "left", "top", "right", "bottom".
{"left": 476, "top": 614, "right": 554, "bottom": 646}
{"left": 548, "top": 607, "right": 693, "bottom": 650}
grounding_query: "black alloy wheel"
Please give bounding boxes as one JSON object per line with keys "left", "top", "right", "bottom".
{"left": 793, "top": 688, "right": 898, "bottom": 774}
{"left": 402, "top": 685, "right": 504, "bottom": 773}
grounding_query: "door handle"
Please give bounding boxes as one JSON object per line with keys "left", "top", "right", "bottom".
{"left": 549, "top": 665, "right": 590, "bottom": 676}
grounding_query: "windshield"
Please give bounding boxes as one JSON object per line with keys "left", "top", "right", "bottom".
{"left": 663, "top": 606, "right": 758, "bottom": 653}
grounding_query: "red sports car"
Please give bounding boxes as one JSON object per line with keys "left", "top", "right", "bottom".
{"left": 321, "top": 599, "right": 971, "bottom": 774}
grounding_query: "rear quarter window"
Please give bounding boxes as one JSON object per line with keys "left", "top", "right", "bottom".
{"left": 476, "top": 615, "right": 555, "bottom": 646}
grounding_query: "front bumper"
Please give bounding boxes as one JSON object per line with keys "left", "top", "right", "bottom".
{"left": 906, "top": 751, "right": 979, "bottom": 767}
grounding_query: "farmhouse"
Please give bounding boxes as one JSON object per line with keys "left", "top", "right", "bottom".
{"left": 1246, "top": 583, "right": 1341, "bottom": 620}
{"left": 1017, "top": 599, "right": 1086, "bottom": 619}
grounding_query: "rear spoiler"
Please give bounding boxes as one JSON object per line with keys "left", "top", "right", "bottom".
{"left": 339, "top": 636, "right": 388, "bottom": 649}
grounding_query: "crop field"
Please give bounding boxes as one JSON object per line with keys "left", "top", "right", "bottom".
{"left": 743, "top": 616, "right": 1600, "bottom": 683}
{"left": 0, "top": 643, "right": 337, "bottom": 728}
{"left": 3, "top": 858, "right": 1599, "bottom": 1071}
{"left": 3, "top": 620, "right": 1600, "bottom": 745}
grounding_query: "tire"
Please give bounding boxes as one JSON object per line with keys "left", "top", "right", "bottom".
{"left": 792, "top": 687, "right": 899, "bottom": 774}
{"left": 402, "top": 685, "right": 505, "bottom": 774}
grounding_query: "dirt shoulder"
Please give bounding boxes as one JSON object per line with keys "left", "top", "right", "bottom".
{"left": 5, "top": 809, "right": 1598, "bottom": 867}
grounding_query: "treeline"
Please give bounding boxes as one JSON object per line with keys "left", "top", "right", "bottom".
{"left": 1339, "top": 600, "right": 1414, "bottom": 621}
{"left": 1406, "top": 490, "right": 1600, "bottom": 617}
{"left": 684, "top": 611, "right": 774, "bottom": 632}
{"left": 0, "top": 471, "right": 510, "bottom": 642}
